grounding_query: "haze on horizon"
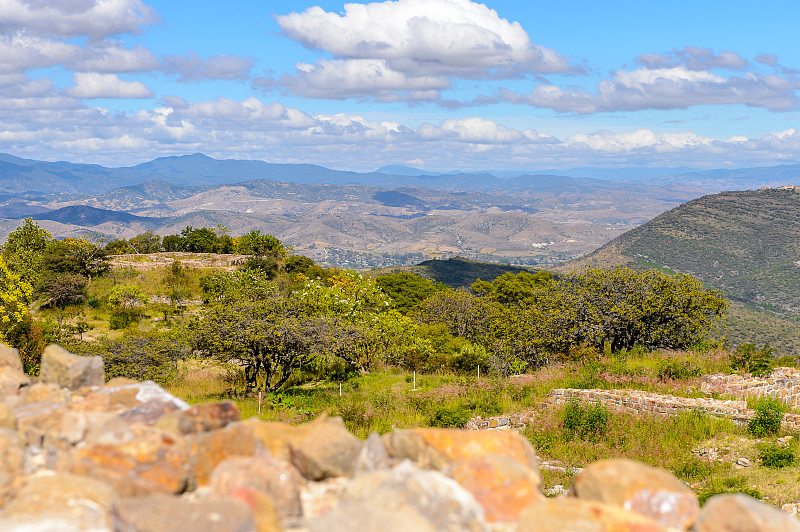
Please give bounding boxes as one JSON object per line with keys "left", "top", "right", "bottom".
{"left": 1, "top": 0, "right": 798, "bottom": 174}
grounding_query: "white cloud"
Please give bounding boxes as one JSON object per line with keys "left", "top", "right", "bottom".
{"left": 65, "top": 72, "right": 153, "bottom": 98}
{"left": 0, "top": 0, "right": 158, "bottom": 38}
{"left": 0, "top": 32, "right": 79, "bottom": 74}
{"left": 500, "top": 66, "right": 798, "bottom": 113}
{"left": 275, "top": 0, "right": 572, "bottom": 101}
{"left": 71, "top": 43, "right": 159, "bottom": 72}
{"left": 161, "top": 53, "right": 254, "bottom": 82}
{"left": 281, "top": 58, "right": 451, "bottom": 101}
{"left": 636, "top": 47, "right": 748, "bottom": 71}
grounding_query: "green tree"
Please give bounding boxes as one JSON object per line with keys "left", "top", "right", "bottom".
{"left": 472, "top": 270, "right": 553, "bottom": 305}
{"left": 194, "top": 295, "right": 329, "bottom": 392}
{"left": 413, "top": 288, "right": 502, "bottom": 341}
{"left": 41, "top": 237, "right": 110, "bottom": 279}
{"left": 237, "top": 230, "right": 287, "bottom": 259}
{"left": 516, "top": 267, "right": 727, "bottom": 358}
{"left": 2, "top": 218, "right": 52, "bottom": 288}
{"left": 376, "top": 272, "right": 446, "bottom": 314}
{"left": 129, "top": 231, "right": 162, "bottom": 253}
{"left": 180, "top": 226, "right": 218, "bottom": 253}
{"left": 108, "top": 285, "right": 147, "bottom": 328}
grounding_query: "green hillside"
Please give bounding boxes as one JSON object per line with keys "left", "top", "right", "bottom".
{"left": 561, "top": 187, "right": 800, "bottom": 314}
{"left": 557, "top": 186, "right": 800, "bottom": 355}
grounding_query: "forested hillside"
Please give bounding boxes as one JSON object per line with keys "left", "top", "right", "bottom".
{"left": 561, "top": 187, "right": 800, "bottom": 315}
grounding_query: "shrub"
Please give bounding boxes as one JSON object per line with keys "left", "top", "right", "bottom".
{"left": 759, "top": 445, "right": 795, "bottom": 468}
{"left": 430, "top": 405, "right": 471, "bottom": 428}
{"left": 562, "top": 399, "right": 609, "bottom": 441}
{"left": 697, "top": 476, "right": 762, "bottom": 505}
{"left": 747, "top": 397, "right": 786, "bottom": 438}
{"left": 731, "top": 343, "right": 775, "bottom": 377}
{"left": 659, "top": 359, "right": 700, "bottom": 381}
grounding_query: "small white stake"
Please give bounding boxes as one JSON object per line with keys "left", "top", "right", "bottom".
{"left": 339, "top": 382, "right": 342, "bottom": 397}
{"left": 258, "top": 392, "right": 262, "bottom": 415}
{"left": 413, "top": 371, "right": 416, "bottom": 391}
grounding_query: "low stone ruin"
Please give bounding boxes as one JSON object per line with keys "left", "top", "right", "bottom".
{"left": 0, "top": 343, "right": 797, "bottom": 531}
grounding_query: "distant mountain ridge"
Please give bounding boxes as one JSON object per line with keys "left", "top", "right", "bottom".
{"left": 1, "top": 152, "right": 798, "bottom": 196}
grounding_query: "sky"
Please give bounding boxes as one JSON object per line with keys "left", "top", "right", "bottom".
{"left": 1, "top": 0, "right": 799, "bottom": 172}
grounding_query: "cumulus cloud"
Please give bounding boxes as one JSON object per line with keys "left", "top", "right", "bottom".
{"left": 635, "top": 46, "right": 748, "bottom": 71}
{"left": 2, "top": 92, "right": 797, "bottom": 171}
{"left": 275, "top": 0, "right": 572, "bottom": 101}
{"left": 71, "top": 43, "right": 159, "bottom": 72}
{"left": 161, "top": 53, "right": 255, "bottom": 82}
{"left": 500, "top": 66, "right": 798, "bottom": 113}
{"left": 0, "top": 0, "right": 159, "bottom": 38}
{"left": 0, "top": 32, "right": 79, "bottom": 74}
{"left": 65, "top": 72, "right": 153, "bottom": 98}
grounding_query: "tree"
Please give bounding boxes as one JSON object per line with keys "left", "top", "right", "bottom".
{"left": 413, "top": 288, "right": 502, "bottom": 341}
{"left": 38, "top": 272, "right": 88, "bottom": 308}
{"left": 163, "top": 260, "right": 189, "bottom": 316}
{"left": 376, "top": 272, "right": 446, "bottom": 314}
{"left": 472, "top": 270, "right": 553, "bottom": 305}
{"left": 514, "top": 266, "right": 727, "bottom": 359}
{"left": 180, "top": 226, "right": 218, "bottom": 253}
{"left": 40, "top": 237, "right": 110, "bottom": 279}
{"left": 195, "top": 295, "right": 329, "bottom": 392}
{"left": 2, "top": 218, "right": 52, "bottom": 288}
{"left": 237, "top": 230, "right": 287, "bottom": 259}
{"left": 129, "top": 231, "right": 162, "bottom": 254}
{"left": 0, "top": 255, "right": 33, "bottom": 342}
{"left": 108, "top": 285, "right": 147, "bottom": 328}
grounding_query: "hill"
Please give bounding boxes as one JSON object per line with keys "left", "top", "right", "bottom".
{"left": 558, "top": 187, "right": 800, "bottom": 314}
{"left": 380, "top": 256, "right": 538, "bottom": 288}
{"left": 556, "top": 187, "right": 800, "bottom": 354}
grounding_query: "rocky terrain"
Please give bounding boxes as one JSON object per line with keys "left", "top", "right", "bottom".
{"left": 0, "top": 343, "right": 797, "bottom": 531}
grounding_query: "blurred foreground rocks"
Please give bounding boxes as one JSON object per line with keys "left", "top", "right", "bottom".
{"left": 0, "top": 343, "right": 797, "bottom": 532}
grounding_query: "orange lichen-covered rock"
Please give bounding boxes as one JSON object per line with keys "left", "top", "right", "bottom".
{"left": 447, "top": 453, "right": 543, "bottom": 522}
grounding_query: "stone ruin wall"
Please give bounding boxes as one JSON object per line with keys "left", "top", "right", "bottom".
{"left": 700, "top": 367, "right": 800, "bottom": 408}
{"left": 548, "top": 387, "right": 800, "bottom": 432}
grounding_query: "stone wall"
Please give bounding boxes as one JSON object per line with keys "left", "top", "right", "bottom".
{"left": 700, "top": 367, "right": 800, "bottom": 407}
{"left": 549, "top": 388, "right": 800, "bottom": 431}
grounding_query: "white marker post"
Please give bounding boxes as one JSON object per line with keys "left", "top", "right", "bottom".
{"left": 413, "top": 371, "right": 416, "bottom": 391}
{"left": 258, "top": 392, "right": 262, "bottom": 415}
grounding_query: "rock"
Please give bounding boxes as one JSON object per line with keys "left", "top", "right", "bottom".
{"left": 518, "top": 498, "right": 666, "bottom": 531}
{"left": 0, "top": 515, "right": 101, "bottom": 532}
{"left": 289, "top": 415, "right": 363, "bottom": 480}
{"left": 39, "top": 344, "right": 104, "bottom": 390}
{"left": 695, "top": 494, "right": 800, "bottom": 532}
{"left": 383, "top": 428, "right": 538, "bottom": 472}
{"left": 111, "top": 493, "right": 256, "bottom": 532}
{"left": 354, "top": 431, "right": 390, "bottom": 474}
{"left": 0, "top": 344, "right": 23, "bottom": 372}
{"left": 0, "top": 428, "right": 24, "bottom": 507}
{"left": 229, "top": 486, "right": 284, "bottom": 532}
{"left": 13, "top": 398, "right": 67, "bottom": 447}
{"left": 0, "top": 402, "right": 16, "bottom": 430}
{"left": 0, "top": 366, "right": 29, "bottom": 396}
{"left": 447, "top": 453, "right": 543, "bottom": 522}
{"left": 19, "top": 383, "right": 70, "bottom": 405}
{"left": 571, "top": 458, "right": 699, "bottom": 530}
{"left": 4, "top": 472, "right": 118, "bottom": 529}
{"left": 156, "top": 401, "right": 240, "bottom": 434}
{"left": 68, "top": 424, "right": 192, "bottom": 496}
{"left": 188, "top": 421, "right": 265, "bottom": 486}
{"left": 209, "top": 456, "right": 302, "bottom": 520}
{"left": 120, "top": 399, "right": 184, "bottom": 425}
{"left": 737, "top": 457, "right": 751, "bottom": 467}
{"left": 546, "top": 484, "right": 569, "bottom": 497}
{"left": 311, "top": 461, "right": 488, "bottom": 532}
{"left": 782, "top": 502, "right": 800, "bottom": 516}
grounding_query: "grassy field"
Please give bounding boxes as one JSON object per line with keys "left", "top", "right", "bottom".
{"left": 167, "top": 348, "right": 800, "bottom": 508}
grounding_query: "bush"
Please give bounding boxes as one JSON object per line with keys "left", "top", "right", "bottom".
{"left": 747, "top": 397, "right": 786, "bottom": 438}
{"left": 659, "top": 359, "right": 700, "bottom": 381}
{"left": 562, "top": 399, "right": 609, "bottom": 441}
{"left": 731, "top": 343, "right": 775, "bottom": 377}
{"left": 697, "top": 476, "right": 762, "bottom": 505}
{"left": 430, "top": 405, "right": 471, "bottom": 428}
{"left": 759, "top": 445, "right": 795, "bottom": 468}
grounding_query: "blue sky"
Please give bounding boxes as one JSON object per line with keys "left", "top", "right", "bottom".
{"left": 1, "top": 0, "right": 798, "bottom": 172}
